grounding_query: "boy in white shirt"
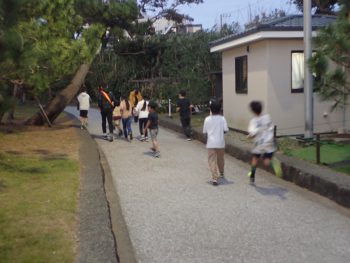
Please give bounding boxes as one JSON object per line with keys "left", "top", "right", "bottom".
{"left": 203, "top": 101, "right": 228, "bottom": 186}
{"left": 247, "top": 101, "right": 282, "bottom": 184}
{"left": 77, "top": 87, "right": 90, "bottom": 129}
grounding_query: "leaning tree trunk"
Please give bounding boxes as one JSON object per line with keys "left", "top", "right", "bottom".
{"left": 26, "top": 63, "right": 90, "bottom": 125}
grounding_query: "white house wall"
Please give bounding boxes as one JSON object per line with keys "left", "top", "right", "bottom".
{"left": 221, "top": 38, "right": 350, "bottom": 135}
{"left": 222, "top": 42, "right": 269, "bottom": 132}
{"left": 265, "top": 39, "right": 350, "bottom": 135}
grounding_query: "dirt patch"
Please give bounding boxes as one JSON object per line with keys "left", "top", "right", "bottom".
{"left": 0, "top": 114, "right": 79, "bottom": 160}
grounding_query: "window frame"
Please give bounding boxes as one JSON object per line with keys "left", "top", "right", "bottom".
{"left": 235, "top": 55, "right": 248, "bottom": 94}
{"left": 291, "top": 50, "right": 317, "bottom": 93}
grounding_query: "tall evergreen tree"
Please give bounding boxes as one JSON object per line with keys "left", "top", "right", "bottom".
{"left": 289, "top": 0, "right": 338, "bottom": 14}
{"left": 309, "top": 0, "right": 350, "bottom": 129}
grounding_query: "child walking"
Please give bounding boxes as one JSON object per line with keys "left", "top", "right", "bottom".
{"left": 247, "top": 101, "right": 282, "bottom": 184}
{"left": 203, "top": 101, "right": 228, "bottom": 186}
{"left": 112, "top": 103, "right": 123, "bottom": 138}
{"left": 144, "top": 101, "right": 160, "bottom": 158}
{"left": 135, "top": 95, "right": 149, "bottom": 141}
{"left": 120, "top": 95, "right": 133, "bottom": 141}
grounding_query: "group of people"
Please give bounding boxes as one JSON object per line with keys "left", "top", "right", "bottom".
{"left": 203, "top": 99, "right": 282, "bottom": 186}
{"left": 77, "top": 85, "right": 281, "bottom": 184}
{"left": 77, "top": 85, "right": 161, "bottom": 157}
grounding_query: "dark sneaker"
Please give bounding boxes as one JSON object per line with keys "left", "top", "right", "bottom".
{"left": 150, "top": 147, "right": 156, "bottom": 152}
{"left": 154, "top": 151, "right": 160, "bottom": 158}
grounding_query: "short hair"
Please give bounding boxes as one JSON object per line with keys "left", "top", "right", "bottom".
{"left": 249, "top": 101, "right": 262, "bottom": 115}
{"left": 148, "top": 101, "right": 157, "bottom": 109}
{"left": 209, "top": 101, "right": 221, "bottom": 114}
{"left": 179, "top": 90, "right": 186, "bottom": 97}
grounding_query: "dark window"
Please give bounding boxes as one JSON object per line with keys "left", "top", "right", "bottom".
{"left": 235, "top": 56, "right": 248, "bottom": 94}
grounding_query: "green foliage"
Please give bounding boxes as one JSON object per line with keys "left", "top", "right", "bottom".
{"left": 87, "top": 31, "right": 222, "bottom": 104}
{"left": 309, "top": 0, "right": 350, "bottom": 110}
{"left": 0, "top": 0, "right": 104, "bottom": 95}
{"left": 289, "top": 0, "right": 338, "bottom": 14}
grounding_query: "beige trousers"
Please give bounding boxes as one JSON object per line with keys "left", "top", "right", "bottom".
{"left": 207, "top": 148, "right": 225, "bottom": 180}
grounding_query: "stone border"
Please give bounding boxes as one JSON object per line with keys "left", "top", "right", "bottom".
{"left": 159, "top": 116, "right": 350, "bottom": 209}
{"left": 98, "top": 148, "right": 137, "bottom": 263}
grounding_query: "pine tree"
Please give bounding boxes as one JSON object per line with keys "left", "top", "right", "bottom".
{"left": 309, "top": 0, "right": 350, "bottom": 130}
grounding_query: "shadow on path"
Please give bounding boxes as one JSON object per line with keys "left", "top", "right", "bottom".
{"left": 252, "top": 185, "right": 288, "bottom": 200}
{"left": 206, "top": 177, "right": 234, "bottom": 186}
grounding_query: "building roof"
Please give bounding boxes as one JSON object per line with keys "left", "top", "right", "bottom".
{"left": 210, "top": 15, "right": 336, "bottom": 52}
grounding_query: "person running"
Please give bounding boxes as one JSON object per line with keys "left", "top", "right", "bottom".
{"left": 77, "top": 86, "right": 90, "bottom": 130}
{"left": 203, "top": 101, "right": 228, "bottom": 186}
{"left": 129, "top": 87, "right": 143, "bottom": 123}
{"left": 135, "top": 95, "right": 149, "bottom": 141}
{"left": 144, "top": 101, "right": 160, "bottom": 158}
{"left": 247, "top": 101, "right": 282, "bottom": 184}
{"left": 120, "top": 94, "right": 133, "bottom": 141}
{"left": 176, "top": 90, "right": 193, "bottom": 141}
{"left": 98, "top": 86, "right": 115, "bottom": 142}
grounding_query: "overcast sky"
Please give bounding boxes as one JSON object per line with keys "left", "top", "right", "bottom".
{"left": 176, "top": 0, "right": 299, "bottom": 30}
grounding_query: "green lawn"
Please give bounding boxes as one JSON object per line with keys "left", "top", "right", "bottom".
{"left": 0, "top": 153, "right": 79, "bottom": 263}
{"left": 286, "top": 142, "right": 350, "bottom": 175}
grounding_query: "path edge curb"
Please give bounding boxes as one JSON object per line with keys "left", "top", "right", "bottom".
{"left": 159, "top": 116, "right": 350, "bottom": 209}
{"left": 98, "top": 147, "right": 137, "bottom": 263}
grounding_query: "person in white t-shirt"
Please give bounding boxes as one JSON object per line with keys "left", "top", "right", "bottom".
{"left": 247, "top": 101, "right": 281, "bottom": 184}
{"left": 77, "top": 86, "right": 91, "bottom": 129}
{"left": 135, "top": 95, "right": 149, "bottom": 141}
{"left": 203, "top": 101, "right": 228, "bottom": 186}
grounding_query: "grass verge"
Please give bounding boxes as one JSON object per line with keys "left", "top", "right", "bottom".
{"left": 0, "top": 103, "right": 80, "bottom": 263}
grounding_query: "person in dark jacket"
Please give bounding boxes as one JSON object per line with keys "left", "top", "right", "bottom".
{"left": 176, "top": 90, "right": 194, "bottom": 141}
{"left": 98, "top": 86, "right": 115, "bottom": 141}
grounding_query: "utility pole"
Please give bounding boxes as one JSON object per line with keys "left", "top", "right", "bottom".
{"left": 304, "top": 0, "right": 313, "bottom": 138}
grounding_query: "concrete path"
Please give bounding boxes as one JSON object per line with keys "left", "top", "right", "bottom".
{"left": 66, "top": 107, "right": 350, "bottom": 263}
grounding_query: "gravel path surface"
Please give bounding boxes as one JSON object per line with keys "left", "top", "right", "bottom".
{"left": 67, "top": 107, "right": 350, "bottom": 263}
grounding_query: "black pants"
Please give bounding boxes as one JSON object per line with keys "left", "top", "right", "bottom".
{"left": 101, "top": 110, "right": 113, "bottom": 134}
{"left": 180, "top": 117, "right": 192, "bottom": 138}
{"left": 139, "top": 118, "right": 148, "bottom": 137}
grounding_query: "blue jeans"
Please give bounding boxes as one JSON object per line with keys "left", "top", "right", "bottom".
{"left": 122, "top": 117, "right": 132, "bottom": 138}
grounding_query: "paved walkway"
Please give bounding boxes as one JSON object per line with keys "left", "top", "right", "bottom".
{"left": 67, "top": 107, "right": 350, "bottom": 263}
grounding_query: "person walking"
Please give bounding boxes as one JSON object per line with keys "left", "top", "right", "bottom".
{"left": 144, "top": 101, "right": 160, "bottom": 158}
{"left": 120, "top": 94, "right": 133, "bottom": 141}
{"left": 77, "top": 86, "right": 90, "bottom": 130}
{"left": 176, "top": 90, "right": 193, "bottom": 141}
{"left": 203, "top": 101, "right": 228, "bottom": 186}
{"left": 98, "top": 86, "right": 115, "bottom": 142}
{"left": 247, "top": 101, "right": 282, "bottom": 184}
{"left": 129, "top": 87, "right": 143, "bottom": 123}
{"left": 112, "top": 97, "right": 123, "bottom": 138}
{"left": 135, "top": 95, "right": 149, "bottom": 141}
